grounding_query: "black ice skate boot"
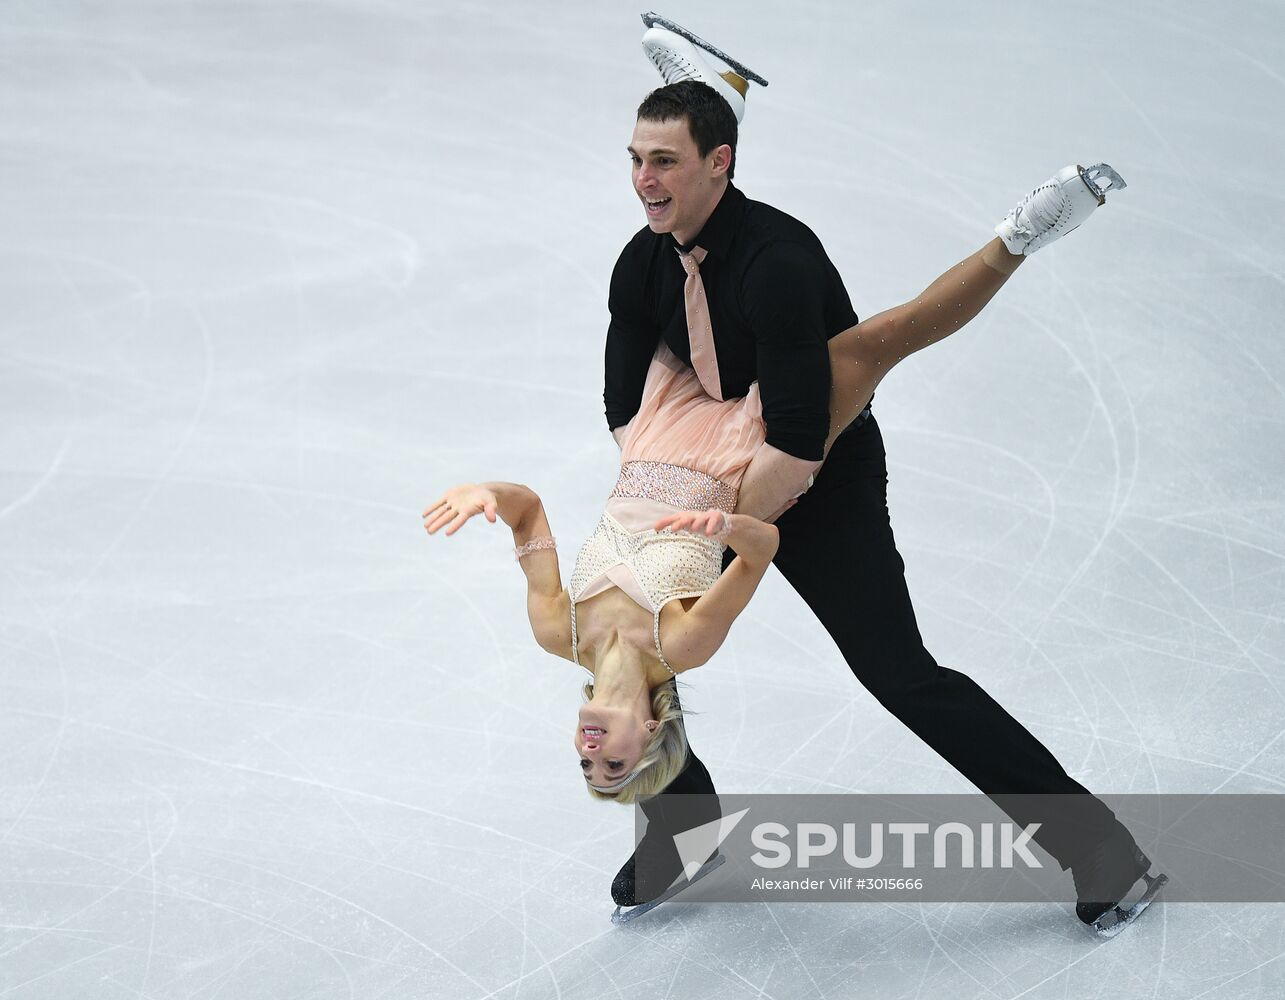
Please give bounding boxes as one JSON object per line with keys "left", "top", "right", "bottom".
{"left": 610, "top": 752, "right": 721, "bottom": 922}
{"left": 610, "top": 816, "right": 724, "bottom": 923}
{"left": 1071, "top": 826, "right": 1168, "bottom": 939}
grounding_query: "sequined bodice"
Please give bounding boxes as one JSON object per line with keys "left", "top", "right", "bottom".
{"left": 567, "top": 461, "right": 734, "bottom": 672}
{"left": 569, "top": 510, "right": 724, "bottom": 614}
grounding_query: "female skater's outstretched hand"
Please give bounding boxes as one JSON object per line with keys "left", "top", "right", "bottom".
{"left": 422, "top": 484, "right": 499, "bottom": 536}
{"left": 655, "top": 509, "right": 780, "bottom": 566}
{"left": 655, "top": 509, "right": 729, "bottom": 539}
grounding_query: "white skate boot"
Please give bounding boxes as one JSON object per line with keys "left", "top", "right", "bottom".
{"left": 640, "top": 12, "right": 769, "bottom": 123}
{"left": 995, "top": 163, "right": 1128, "bottom": 256}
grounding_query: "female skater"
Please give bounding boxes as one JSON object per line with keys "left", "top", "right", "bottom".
{"left": 423, "top": 163, "right": 1123, "bottom": 804}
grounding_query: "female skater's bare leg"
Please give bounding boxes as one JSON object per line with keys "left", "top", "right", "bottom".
{"left": 737, "top": 162, "right": 1125, "bottom": 521}
{"left": 822, "top": 238, "right": 1023, "bottom": 457}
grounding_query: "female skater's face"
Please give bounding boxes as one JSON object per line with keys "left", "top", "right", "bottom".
{"left": 628, "top": 116, "right": 730, "bottom": 246}
{"left": 574, "top": 705, "right": 654, "bottom": 788}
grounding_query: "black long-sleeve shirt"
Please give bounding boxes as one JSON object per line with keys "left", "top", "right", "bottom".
{"left": 604, "top": 182, "right": 859, "bottom": 462}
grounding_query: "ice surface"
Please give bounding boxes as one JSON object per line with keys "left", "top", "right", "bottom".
{"left": 2, "top": 0, "right": 1283, "bottom": 997}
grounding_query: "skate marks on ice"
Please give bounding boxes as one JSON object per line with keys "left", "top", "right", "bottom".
{"left": 2, "top": 0, "right": 1285, "bottom": 997}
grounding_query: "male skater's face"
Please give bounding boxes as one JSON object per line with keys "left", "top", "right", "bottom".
{"left": 629, "top": 116, "right": 730, "bottom": 246}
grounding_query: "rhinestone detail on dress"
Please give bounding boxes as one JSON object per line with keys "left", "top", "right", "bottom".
{"left": 568, "top": 510, "right": 725, "bottom": 676}
{"left": 611, "top": 461, "right": 738, "bottom": 513}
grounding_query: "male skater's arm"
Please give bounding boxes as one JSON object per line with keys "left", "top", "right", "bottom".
{"left": 736, "top": 445, "right": 820, "bottom": 521}
{"left": 604, "top": 241, "right": 660, "bottom": 448}
{"left": 734, "top": 244, "right": 831, "bottom": 522}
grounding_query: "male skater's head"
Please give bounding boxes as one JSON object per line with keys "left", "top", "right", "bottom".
{"left": 629, "top": 81, "right": 737, "bottom": 246}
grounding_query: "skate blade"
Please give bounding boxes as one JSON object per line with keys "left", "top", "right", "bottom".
{"left": 1091, "top": 871, "right": 1168, "bottom": 940}
{"left": 1077, "top": 162, "right": 1127, "bottom": 204}
{"left": 639, "top": 12, "right": 769, "bottom": 85}
{"left": 610, "top": 854, "right": 727, "bottom": 925}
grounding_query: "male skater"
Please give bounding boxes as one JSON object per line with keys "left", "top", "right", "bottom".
{"left": 602, "top": 23, "right": 1161, "bottom": 935}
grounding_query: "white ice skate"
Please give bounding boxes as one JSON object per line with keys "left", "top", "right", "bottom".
{"left": 640, "top": 12, "right": 769, "bottom": 123}
{"left": 995, "top": 163, "right": 1128, "bottom": 256}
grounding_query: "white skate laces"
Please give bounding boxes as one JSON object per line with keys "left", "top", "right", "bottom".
{"left": 640, "top": 13, "right": 770, "bottom": 123}
{"left": 995, "top": 163, "right": 1127, "bottom": 256}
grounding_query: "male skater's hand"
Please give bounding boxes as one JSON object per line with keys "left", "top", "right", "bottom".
{"left": 422, "top": 484, "right": 499, "bottom": 536}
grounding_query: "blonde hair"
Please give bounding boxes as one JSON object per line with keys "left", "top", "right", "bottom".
{"left": 581, "top": 678, "right": 689, "bottom": 804}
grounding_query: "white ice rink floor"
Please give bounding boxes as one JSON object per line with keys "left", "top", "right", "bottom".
{"left": 3, "top": 1, "right": 1284, "bottom": 997}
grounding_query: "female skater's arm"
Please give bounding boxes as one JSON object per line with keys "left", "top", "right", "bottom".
{"left": 422, "top": 482, "right": 572, "bottom": 659}
{"left": 651, "top": 509, "right": 780, "bottom": 670}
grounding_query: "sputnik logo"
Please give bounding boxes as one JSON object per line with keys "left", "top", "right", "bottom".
{"left": 672, "top": 808, "right": 750, "bottom": 880}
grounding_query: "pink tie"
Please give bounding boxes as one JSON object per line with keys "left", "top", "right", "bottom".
{"left": 677, "top": 246, "right": 723, "bottom": 401}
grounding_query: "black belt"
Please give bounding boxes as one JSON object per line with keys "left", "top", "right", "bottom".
{"left": 837, "top": 404, "right": 872, "bottom": 438}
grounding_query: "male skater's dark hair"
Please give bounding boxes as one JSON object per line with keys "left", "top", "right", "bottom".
{"left": 637, "top": 80, "right": 738, "bottom": 180}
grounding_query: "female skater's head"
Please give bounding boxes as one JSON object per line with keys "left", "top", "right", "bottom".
{"left": 575, "top": 678, "right": 689, "bottom": 804}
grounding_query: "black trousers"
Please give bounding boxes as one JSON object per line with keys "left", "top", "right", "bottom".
{"left": 672, "top": 413, "right": 1125, "bottom": 870}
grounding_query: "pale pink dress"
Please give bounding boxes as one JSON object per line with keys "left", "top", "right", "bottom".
{"left": 569, "top": 341, "right": 766, "bottom": 623}
{"left": 618, "top": 342, "right": 766, "bottom": 486}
